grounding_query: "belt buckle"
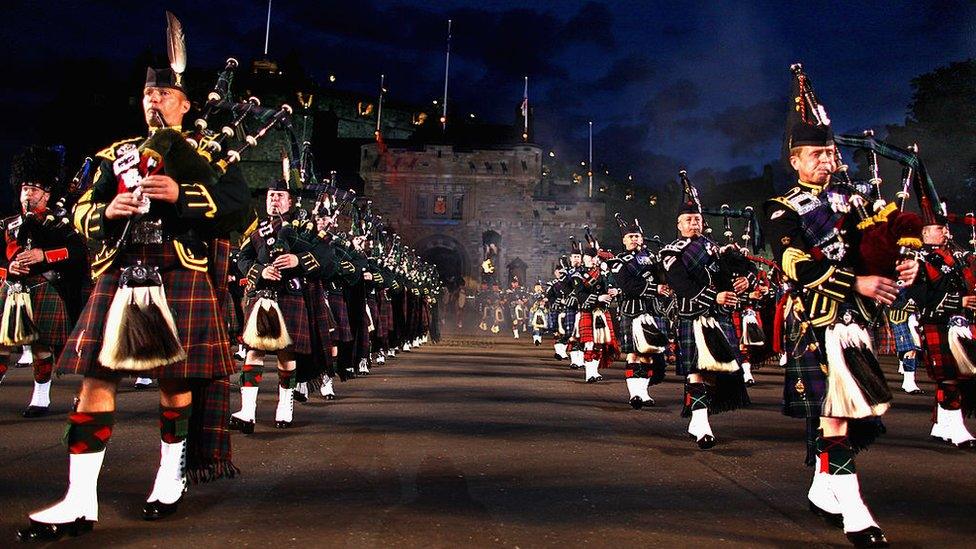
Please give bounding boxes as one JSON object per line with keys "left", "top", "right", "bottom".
{"left": 131, "top": 219, "right": 164, "bottom": 244}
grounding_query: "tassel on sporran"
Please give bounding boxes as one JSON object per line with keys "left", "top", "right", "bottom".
{"left": 592, "top": 309, "right": 611, "bottom": 345}
{"left": 99, "top": 263, "right": 186, "bottom": 371}
{"left": 948, "top": 316, "right": 976, "bottom": 376}
{"left": 1, "top": 283, "right": 39, "bottom": 346}
{"left": 822, "top": 321, "right": 891, "bottom": 418}
{"left": 741, "top": 309, "right": 765, "bottom": 347}
{"left": 242, "top": 289, "right": 292, "bottom": 351}
{"left": 692, "top": 316, "right": 739, "bottom": 372}
{"left": 633, "top": 313, "right": 667, "bottom": 354}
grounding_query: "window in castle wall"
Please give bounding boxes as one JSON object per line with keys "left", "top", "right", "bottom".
{"left": 500, "top": 161, "right": 508, "bottom": 173}
{"left": 452, "top": 195, "right": 464, "bottom": 219}
{"left": 521, "top": 160, "right": 528, "bottom": 171}
{"left": 484, "top": 161, "right": 492, "bottom": 171}
{"left": 416, "top": 195, "right": 428, "bottom": 219}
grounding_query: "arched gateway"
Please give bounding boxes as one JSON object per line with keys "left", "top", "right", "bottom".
{"left": 413, "top": 234, "right": 469, "bottom": 291}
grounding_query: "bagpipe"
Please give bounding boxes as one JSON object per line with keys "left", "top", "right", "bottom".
{"left": 97, "top": 49, "right": 292, "bottom": 369}
{"left": 790, "top": 65, "right": 923, "bottom": 282}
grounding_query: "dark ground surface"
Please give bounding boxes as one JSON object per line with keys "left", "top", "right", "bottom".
{"left": 1, "top": 335, "right": 974, "bottom": 548}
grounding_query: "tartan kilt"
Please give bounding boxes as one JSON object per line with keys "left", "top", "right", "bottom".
{"left": 243, "top": 291, "right": 312, "bottom": 355}
{"left": 328, "top": 291, "right": 353, "bottom": 342}
{"left": 921, "top": 322, "right": 976, "bottom": 382}
{"left": 560, "top": 310, "right": 577, "bottom": 338}
{"left": 781, "top": 317, "right": 827, "bottom": 419}
{"left": 618, "top": 312, "right": 667, "bottom": 355}
{"left": 57, "top": 243, "right": 235, "bottom": 379}
{"left": 379, "top": 293, "right": 393, "bottom": 337}
{"left": 367, "top": 297, "right": 382, "bottom": 336}
{"left": 304, "top": 280, "right": 333, "bottom": 357}
{"left": 0, "top": 276, "right": 70, "bottom": 348}
{"left": 888, "top": 318, "right": 916, "bottom": 354}
{"left": 577, "top": 308, "right": 617, "bottom": 345}
{"left": 675, "top": 314, "right": 739, "bottom": 376}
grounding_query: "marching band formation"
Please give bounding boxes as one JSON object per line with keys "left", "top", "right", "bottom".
{"left": 473, "top": 68, "right": 976, "bottom": 549}
{"left": 0, "top": 13, "right": 974, "bottom": 549}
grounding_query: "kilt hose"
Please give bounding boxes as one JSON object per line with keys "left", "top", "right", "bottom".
{"left": 56, "top": 243, "right": 237, "bottom": 482}
{"left": 242, "top": 291, "right": 313, "bottom": 355}
{"left": 58, "top": 243, "right": 235, "bottom": 380}
{"left": 921, "top": 322, "right": 976, "bottom": 383}
{"left": 328, "top": 290, "right": 353, "bottom": 343}
{"left": 675, "top": 314, "right": 739, "bottom": 377}
{"left": 0, "top": 275, "right": 69, "bottom": 349}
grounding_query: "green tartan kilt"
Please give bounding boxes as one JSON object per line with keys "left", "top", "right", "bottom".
{"left": 57, "top": 244, "right": 236, "bottom": 379}
{"left": 782, "top": 318, "right": 827, "bottom": 419}
{"left": 0, "top": 275, "right": 69, "bottom": 348}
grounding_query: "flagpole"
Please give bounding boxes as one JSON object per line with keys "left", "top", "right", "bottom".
{"left": 522, "top": 76, "right": 529, "bottom": 141}
{"left": 441, "top": 19, "right": 452, "bottom": 131}
{"left": 376, "top": 74, "right": 385, "bottom": 139}
{"left": 263, "top": 0, "right": 272, "bottom": 56}
{"left": 588, "top": 121, "right": 593, "bottom": 198}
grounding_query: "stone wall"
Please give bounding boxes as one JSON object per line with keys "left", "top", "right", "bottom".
{"left": 361, "top": 143, "right": 605, "bottom": 288}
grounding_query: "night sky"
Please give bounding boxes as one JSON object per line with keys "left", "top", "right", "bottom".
{"left": 2, "top": 0, "right": 974, "bottom": 189}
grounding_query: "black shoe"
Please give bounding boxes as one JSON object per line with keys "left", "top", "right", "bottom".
{"left": 630, "top": 397, "right": 644, "bottom": 410}
{"left": 275, "top": 420, "right": 291, "bottom": 429}
{"left": 293, "top": 390, "right": 308, "bottom": 403}
{"left": 745, "top": 379, "right": 756, "bottom": 387}
{"left": 554, "top": 353, "right": 564, "bottom": 360}
{"left": 22, "top": 406, "right": 48, "bottom": 418}
{"left": 569, "top": 364, "right": 580, "bottom": 370}
{"left": 534, "top": 341, "right": 540, "bottom": 346}
{"left": 808, "top": 500, "right": 843, "bottom": 529}
{"left": 696, "top": 434, "right": 716, "bottom": 450}
{"left": 229, "top": 416, "right": 255, "bottom": 434}
{"left": 595, "top": 375, "right": 603, "bottom": 382}
{"left": 846, "top": 526, "right": 889, "bottom": 548}
{"left": 586, "top": 377, "right": 597, "bottom": 384}
{"left": 642, "top": 397, "right": 656, "bottom": 407}
{"left": 134, "top": 383, "right": 153, "bottom": 391}
{"left": 954, "top": 438, "right": 976, "bottom": 449}
{"left": 905, "top": 388, "right": 925, "bottom": 395}
{"left": 324, "top": 394, "right": 336, "bottom": 401}
{"left": 143, "top": 497, "right": 181, "bottom": 521}
{"left": 17, "top": 517, "right": 94, "bottom": 542}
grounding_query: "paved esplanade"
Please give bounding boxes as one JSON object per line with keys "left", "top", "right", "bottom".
{"left": 2, "top": 337, "right": 973, "bottom": 547}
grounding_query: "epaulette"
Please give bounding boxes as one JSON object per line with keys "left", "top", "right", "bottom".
{"left": 95, "top": 137, "right": 142, "bottom": 162}
{"left": 661, "top": 240, "right": 686, "bottom": 254}
{"left": 769, "top": 186, "right": 805, "bottom": 212}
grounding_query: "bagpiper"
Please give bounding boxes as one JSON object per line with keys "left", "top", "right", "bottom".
{"left": 661, "top": 173, "right": 751, "bottom": 450}
{"left": 232, "top": 174, "right": 328, "bottom": 432}
{"left": 608, "top": 214, "right": 672, "bottom": 408}
{"left": 19, "top": 16, "right": 250, "bottom": 539}
{"left": 761, "top": 64, "right": 920, "bottom": 547}
{"left": 0, "top": 146, "right": 89, "bottom": 417}
{"left": 571, "top": 229, "right": 618, "bottom": 383}
{"left": 908, "top": 203, "right": 976, "bottom": 448}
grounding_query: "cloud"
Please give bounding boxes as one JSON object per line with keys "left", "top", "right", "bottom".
{"left": 706, "top": 98, "right": 784, "bottom": 158}
{"left": 592, "top": 55, "right": 658, "bottom": 92}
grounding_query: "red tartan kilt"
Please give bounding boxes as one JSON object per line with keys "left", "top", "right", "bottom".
{"left": 0, "top": 276, "right": 69, "bottom": 348}
{"left": 57, "top": 244, "right": 235, "bottom": 379}
{"left": 577, "top": 309, "right": 617, "bottom": 344}
{"left": 380, "top": 296, "right": 393, "bottom": 334}
{"left": 243, "top": 291, "right": 312, "bottom": 355}
{"left": 921, "top": 322, "right": 976, "bottom": 382}
{"left": 328, "top": 291, "right": 353, "bottom": 342}
{"left": 304, "top": 280, "right": 333, "bottom": 354}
